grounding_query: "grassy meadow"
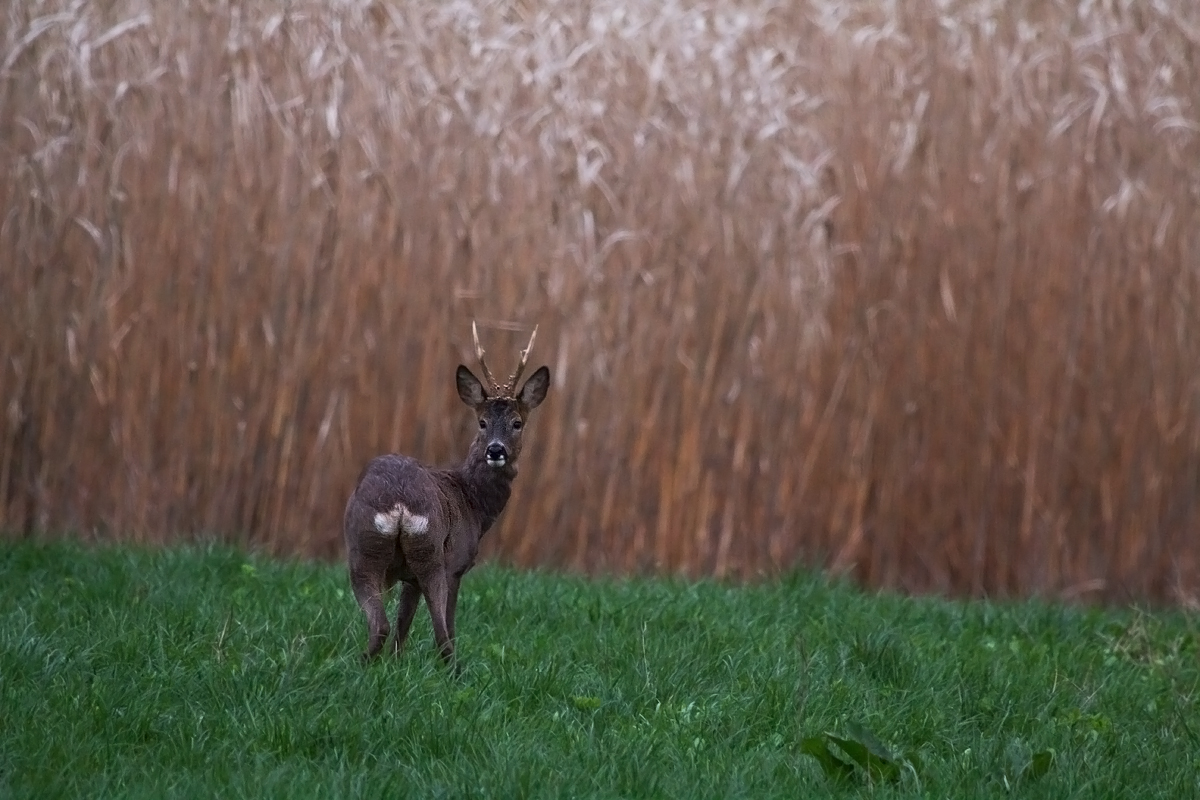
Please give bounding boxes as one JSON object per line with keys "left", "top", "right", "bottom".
{"left": 2, "top": 539, "right": 1198, "bottom": 798}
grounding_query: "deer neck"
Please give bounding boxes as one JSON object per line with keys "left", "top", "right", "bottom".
{"left": 453, "top": 441, "right": 516, "bottom": 532}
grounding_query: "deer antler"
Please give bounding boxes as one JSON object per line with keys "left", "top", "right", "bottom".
{"left": 472, "top": 321, "right": 499, "bottom": 394}
{"left": 502, "top": 325, "right": 538, "bottom": 395}
{"left": 472, "top": 322, "right": 538, "bottom": 397}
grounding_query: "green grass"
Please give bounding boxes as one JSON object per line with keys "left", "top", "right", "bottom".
{"left": 1, "top": 540, "right": 1197, "bottom": 798}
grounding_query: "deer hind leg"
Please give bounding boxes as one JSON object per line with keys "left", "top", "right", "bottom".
{"left": 350, "top": 567, "right": 390, "bottom": 661}
{"left": 391, "top": 581, "right": 422, "bottom": 655}
{"left": 399, "top": 525, "right": 455, "bottom": 667}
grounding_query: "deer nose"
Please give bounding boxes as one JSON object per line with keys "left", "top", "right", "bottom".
{"left": 486, "top": 443, "right": 508, "bottom": 464}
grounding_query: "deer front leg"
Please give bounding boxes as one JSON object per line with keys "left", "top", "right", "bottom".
{"left": 445, "top": 572, "right": 463, "bottom": 645}
{"left": 420, "top": 571, "right": 455, "bottom": 667}
{"left": 391, "top": 581, "right": 422, "bottom": 656}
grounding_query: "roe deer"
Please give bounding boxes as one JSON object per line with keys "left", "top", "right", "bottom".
{"left": 343, "top": 323, "right": 550, "bottom": 666}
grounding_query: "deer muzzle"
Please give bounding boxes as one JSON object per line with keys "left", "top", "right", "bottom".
{"left": 485, "top": 442, "right": 509, "bottom": 467}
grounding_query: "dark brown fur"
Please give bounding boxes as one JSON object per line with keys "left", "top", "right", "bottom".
{"left": 343, "top": 360, "right": 549, "bottom": 666}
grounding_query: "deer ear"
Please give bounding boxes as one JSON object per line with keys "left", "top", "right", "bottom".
{"left": 517, "top": 366, "right": 550, "bottom": 410}
{"left": 456, "top": 365, "right": 487, "bottom": 407}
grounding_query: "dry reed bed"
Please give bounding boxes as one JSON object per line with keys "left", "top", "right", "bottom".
{"left": 2, "top": 0, "right": 1198, "bottom": 600}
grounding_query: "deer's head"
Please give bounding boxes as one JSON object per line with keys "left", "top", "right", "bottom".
{"left": 456, "top": 323, "right": 550, "bottom": 469}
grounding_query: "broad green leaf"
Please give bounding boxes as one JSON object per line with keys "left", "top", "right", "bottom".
{"left": 846, "top": 720, "right": 896, "bottom": 761}
{"left": 1021, "top": 749, "right": 1054, "bottom": 782}
{"left": 800, "top": 735, "right": 858, "bottom": 782}
{"left": 571, "top": 695, "right": 602, "bottom": 711}
{"left": 828, "top": 734, "right": 901, "bottom": 783}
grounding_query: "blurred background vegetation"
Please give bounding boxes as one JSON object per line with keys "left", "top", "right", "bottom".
{"left": 2, "top": 0, "right": 1198, "bottom": 602}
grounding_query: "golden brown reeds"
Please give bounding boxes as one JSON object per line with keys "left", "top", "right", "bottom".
{"left": 2, "top": 0, "right": 1198, "bottom": 602}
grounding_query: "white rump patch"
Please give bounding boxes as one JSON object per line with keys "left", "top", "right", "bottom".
{"left": 400, "top": 507, "right": 429, "bottom": 535}
{"left": 373, "top": 503, "right": 429, "bottom": 537}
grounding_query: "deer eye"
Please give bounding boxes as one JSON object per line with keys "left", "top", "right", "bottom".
{"left": 512, "top": 419, "right": 523, "bottom": 431}
{"left": 478, "top": 419, "right": 487, "bottom": 430}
